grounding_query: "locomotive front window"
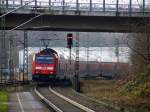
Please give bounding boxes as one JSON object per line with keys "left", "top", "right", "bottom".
{"left": 36, "top": 56, "right": 54, "bottom": 64}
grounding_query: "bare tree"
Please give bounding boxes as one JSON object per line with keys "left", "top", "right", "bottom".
{"left": 126, "top": 20, "right": 150, "bottom": 74}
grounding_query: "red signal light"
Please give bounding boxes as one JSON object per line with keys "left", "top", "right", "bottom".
{"left": 67, "top": 33, "right": 73, "bottom": 49}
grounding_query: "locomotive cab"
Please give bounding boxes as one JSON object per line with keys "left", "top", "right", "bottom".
{"left": 32, "top": 48, "right": 58, "bottom": 82}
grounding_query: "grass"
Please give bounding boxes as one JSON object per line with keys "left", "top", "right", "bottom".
{"left": 81, "top": 80, "right": 118, "bottom": 103}
{"left": 81, "top": 79, "right": 150, "bottom": 111}
{"left": 118, "top": 65, "right": 150, "bottom": 110}
{"left": 119, "top": 82, "right": 150, "bottom": 109}
{"left": 0, "top": 91, "right": 9, "bottom": 112}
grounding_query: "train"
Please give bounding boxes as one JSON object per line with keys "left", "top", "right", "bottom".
{"left": 31, "top": 48, "right": 129, "bottom": 83}
{"left": 58, "top": 60, "right": 129, "bottom": 79}
{"left": 32, "top": 48, "right": 59, "bottom": 81}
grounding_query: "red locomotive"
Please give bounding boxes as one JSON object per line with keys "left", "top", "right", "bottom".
{"left": 32, "top": 48, "right": 59, "bottom": 81}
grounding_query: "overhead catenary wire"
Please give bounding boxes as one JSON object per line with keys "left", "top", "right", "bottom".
{"left": 8, "top": 14, "right": 43, "bottom": 32}
{"left": 0, "top": 0, "right": 6, "bottom": 83}
{"left": 0, "top": 0, "right": 44, "bottom": 83}
{"left": 0, "top": 0, "right": 35, "bottom": 18}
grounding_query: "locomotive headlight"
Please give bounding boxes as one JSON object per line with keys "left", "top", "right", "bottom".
{"left": 47, "top": 67, "right": 54, "bottom": 70}
{"left": 35, "top": 67, "right": 42, "bottom": 69}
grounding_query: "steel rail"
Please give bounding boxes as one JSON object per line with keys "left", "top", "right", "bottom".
{"left": 34, "top": 87, "right": 63, "bottom": 112}
{"left": 49, "top": 87, "right": 95, "bottom": 112}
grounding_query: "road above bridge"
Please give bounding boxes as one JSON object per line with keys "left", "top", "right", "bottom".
{"left": 0, "top": 13, "right": 150, "bottom": 32}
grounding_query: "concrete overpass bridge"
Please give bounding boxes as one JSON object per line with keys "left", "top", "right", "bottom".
{"left": 0, "top": 0, "right": 150, "bottom": 32}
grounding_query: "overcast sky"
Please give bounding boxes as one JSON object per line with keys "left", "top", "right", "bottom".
{"left": 19, "top": 47, "right": 129, "bottom": 65}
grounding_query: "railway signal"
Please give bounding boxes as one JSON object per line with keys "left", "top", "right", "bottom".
{"left": 67, "top": 33, "right": 73, "bottom": 65}
{"left": 67, "top": 33, "right": 73, "bottom": 49}
{"left": 67, "top": 33, "right": 76, "bottom": 89}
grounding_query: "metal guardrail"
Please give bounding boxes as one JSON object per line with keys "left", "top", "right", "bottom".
{"left": 1, "top": 0, "right": 150, "bottom": 13}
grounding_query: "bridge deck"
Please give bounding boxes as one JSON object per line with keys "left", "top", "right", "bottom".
{"left": 0, "top": 0, "right": 150, "bottom": 17}
{"left": 0, "top": 0, "right": 150, "bottom": 32}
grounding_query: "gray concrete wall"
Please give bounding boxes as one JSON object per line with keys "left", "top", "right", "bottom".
{"left": 0, "top": 13, "right": 149, "bottom": 32}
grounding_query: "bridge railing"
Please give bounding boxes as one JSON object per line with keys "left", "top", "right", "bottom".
{"left": 1, "top": 0, "right": 150, "bottom": 14}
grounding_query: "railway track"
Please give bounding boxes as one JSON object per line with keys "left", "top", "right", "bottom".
{"left": 35, "top": 87, "right": 95, "bottom": 112}
{"left": 53, "top": 87, "right": 121, "bottom": 112}
{"left": 0, "top": 80, "right": 32, "bottom": 86}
